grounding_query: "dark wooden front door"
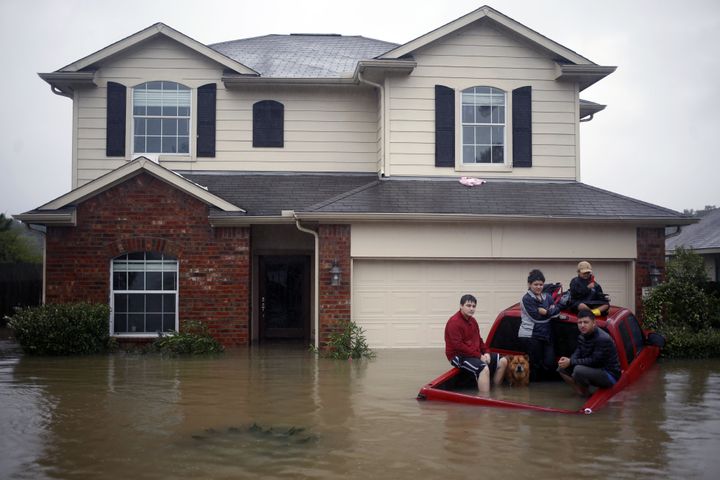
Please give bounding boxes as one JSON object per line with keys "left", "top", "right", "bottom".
{"left": 259, "top": 255, "right": 310, "bottom": 341}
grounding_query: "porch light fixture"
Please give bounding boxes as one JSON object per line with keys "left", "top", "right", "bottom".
{"left": 649, "top": 265, "right": 662, "bottom": 287}
{"left": 330, "top": 260, "right": 342, "bottom": 286}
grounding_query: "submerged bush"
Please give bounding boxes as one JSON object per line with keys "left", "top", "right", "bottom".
{"left": 7, "top": 303, "right": 111, "bottom": 355}
{"left": 153, "top": 320, "right": 224, "bottom": 355}
{"left": 311, "top": 320, "right": 375, "bottom": 360}
{"left": 660, "top": 326, "right": 720, "bottom": 359}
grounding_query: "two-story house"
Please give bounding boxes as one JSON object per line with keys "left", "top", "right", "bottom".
{"left": 17, "top": 6, "right": 691, "bottom": 348}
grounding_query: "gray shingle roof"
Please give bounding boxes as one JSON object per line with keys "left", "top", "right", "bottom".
{"left": 666, "top": 208, "right": 720, "bottom": 251}
{"left": 209, "top": 35, "right": 398, "bottom": 77}
{"left": 178, "top": 172, "right": 687, "bottom": 221}
{"left": 179, "top": 172, "right": 377, "bottom": 215}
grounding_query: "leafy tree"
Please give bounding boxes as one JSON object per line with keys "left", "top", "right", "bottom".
{"left": 0, "top": 213, "right": 42, "bottom": 263}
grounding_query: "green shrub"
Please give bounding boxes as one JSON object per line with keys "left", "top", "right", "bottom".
{"left": 659, "top": 326, "right": 720, "bottom": 358}
{"left": 311, "top": 321, "right": 375, "bottom": 360}
{"left": 644, "top": 248, "right": 720, "bottom": 332}
{"left": 7, "top": 303, "right": 111, "bottom": 355}
{"left": 153, "top": 320, "right": 224, "bottom": 355}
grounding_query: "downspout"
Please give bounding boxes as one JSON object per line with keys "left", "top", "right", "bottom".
{"left": 294, "top": 214, "right": 320, "bottom": 350}
{"left": 357, "top": 71, "right": 385, "bottom": 178}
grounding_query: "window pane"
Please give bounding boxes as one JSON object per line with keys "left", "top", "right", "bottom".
{"left": 147, "top": 105, "right": 161, "bottom": 116}
{"left": 147, "top": 81, "right": 162, "bottom": 90}
{"left": 162, "top": 105, "right": 178, "bottom": 116}
{"left": 113, "top": 272, "right": 127, "bottom": 290}
{"left": 146, "top": 314, "right": 163, "bottom": 332}
{"left": 163, "top": 272, "right": 177, "bottom": 290}
{"left": 128, "top": 314, "right": 144, "bottom": 333}
{"left": 114, "top": 313, "right": 128, "bottom": 333}
{"left": 147, "top": 136, "right": 161, "bottom": 152}
{"left": 462, "top": 126, "right": 475, "bottom": 145}
{"left": 178, "top": 119, "right": 189, "bottom": 135}
{"left": 162, "top": 119, "right": 177, "bottom": 135}
{"left": 128, "top": 252, "right": 145, "bottom": 260}
{"left": 147, "top": 119, "right": 161, "bottom": 135}
{"left": 491, "top": 126, "right": 504, "bottom": 145}
{"left": 178, "top": 106, "right": 190, "bottom": 116}
{"left": 462, "top": 105, "right": 474, "bottom": 123}
{"left": 163, "top": 294, "right": 176, "bottom": 312}
{"left": 491, "top": 106, "right": 505, "bottom": 123}
{"left": 178, "top": 138, "right": 189, "bottom": 153}
{"left": 146, "top": 252, "right": 162, "bottom": 261}
{"left": 476, "top": 145, "right": 491, "bottom": 163}
{"left": 162, "top": 314, "right": 175, "bottom": 332}
{"left": 476, "top": 126, "right": 491, "bottom": 145}
{"left": 463, "top": 146, "right": 475, "bottom": 164}
{"left": 128, "top": 294, "right": 145, "bottom": 312}
{"left": 146, "top": 272, "right": 162, "bottom": 290}
{"left": 128, "top": 272, "right": 145, "bottom": 290}
{"left": 477, "top": 105, "right": 491, "bottom": 123}
{"left": 146, "top": 294, "right": 162, "bottom": 312}
{"left": 492, "top": 145, "right": 504, "bottom": 164}
{"left": 134, "top": 118, "right": 146, "bottom": 135}
{"left": 114, "top": 294, "right": 128, "bottom": 312}
{"left": 162, "top": 137, "right": 177, "bottom": 153}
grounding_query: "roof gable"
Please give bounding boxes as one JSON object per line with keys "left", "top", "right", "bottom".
{"left": 37, "top": 157, "right": 243, "bottom": 212}
{"left": 379, "top": 5, "right": 593, "bottom": 65}
{"left": 58, "top": 22, "right": 257, "bottom": 75}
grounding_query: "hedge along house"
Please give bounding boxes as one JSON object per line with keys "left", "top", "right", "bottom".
{"left": 17, "top": 6, "right": 692, "bottom": 348}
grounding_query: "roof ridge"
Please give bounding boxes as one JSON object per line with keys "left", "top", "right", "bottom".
{"left": 303, "top": 179, "right": 381, "bottom": 211}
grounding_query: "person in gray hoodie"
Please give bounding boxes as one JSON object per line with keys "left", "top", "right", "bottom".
{"left": 519, "top": 269, "right": 560, "bottom": 381}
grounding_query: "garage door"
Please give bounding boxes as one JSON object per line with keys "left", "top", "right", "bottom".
{"left": 352, "top": 260, "right": 631, "bottom": 348}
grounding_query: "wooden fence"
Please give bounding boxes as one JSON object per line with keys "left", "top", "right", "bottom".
{"left": 0, "top": 262, "right": 42, "bottom": 321}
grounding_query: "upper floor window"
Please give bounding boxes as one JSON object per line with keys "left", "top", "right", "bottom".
{"left": 133, "top": 81, "right": 190, "bottom": 154}
{"left": 461, "top": 86, "right": 505, "bottom": 164}
{"left": 111, "top": 252, "right": 178, "bottom": 335}
{"left": 253, "top": 100, "right": 284, "bottom": 148}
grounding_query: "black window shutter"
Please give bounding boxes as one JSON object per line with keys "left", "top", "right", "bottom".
{"left": 106, "top": 82, "right": 126, "bottom": 157}
{"left": 512, "top": 86, "right": 532, "bottom": 168}
{"left": 196, "top": 83, "right": 217, "bottom": 157}
{"left": 435, "top": 85, "right": 455, "bottom": 167}
{"left": 253, "top": 100, "right": 284, "bottom": 148}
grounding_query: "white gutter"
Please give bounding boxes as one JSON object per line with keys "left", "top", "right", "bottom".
{"left": 293, "top": 214, "right": 320, "bottom": 350}
{"left": 357, "top": 71, "right": 386, "bottom": 178}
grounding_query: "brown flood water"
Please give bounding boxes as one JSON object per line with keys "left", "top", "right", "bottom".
{"left": 1, "top": 338, "right": 720, "bottom": 480}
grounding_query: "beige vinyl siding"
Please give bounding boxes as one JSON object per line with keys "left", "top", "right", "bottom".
{"left": 387, "top": 21, "right": 578, "bottom": 179}
{"left": 74, "top": 36, "right": 380, "bottom": 186}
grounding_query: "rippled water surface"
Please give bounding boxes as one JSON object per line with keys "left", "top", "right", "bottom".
{"left": 1, "top": 338, "right": 720, "bottom": 479}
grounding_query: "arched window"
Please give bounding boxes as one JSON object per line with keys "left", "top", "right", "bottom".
{"left": 133, "top": 81, "right": 191, "bottom": 154}
{"left": 461, "top": 86, "right": 506, "bottom": 164}
{"left": 111, "top": 252, "right": 178, "bottom": 335}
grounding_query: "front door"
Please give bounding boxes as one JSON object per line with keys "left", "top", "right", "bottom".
{"left": 259, "top": 255, "right": 310, "bottom": 341}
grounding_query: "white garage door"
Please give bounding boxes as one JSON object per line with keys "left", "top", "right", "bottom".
{"left": 352, "top": 260, "right": 631, "bottom": 348}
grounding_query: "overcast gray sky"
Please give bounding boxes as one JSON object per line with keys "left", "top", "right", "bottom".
{"left": 1, "top": 0, "right": 719, "bottom": 216}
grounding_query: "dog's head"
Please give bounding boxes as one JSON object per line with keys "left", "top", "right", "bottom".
{"left": 505, "top": 354, "right": 531, "bottom": 386}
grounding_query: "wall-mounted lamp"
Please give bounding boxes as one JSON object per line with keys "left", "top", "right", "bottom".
{"left": 649, "top": 265, "right": 662, "bottom": 287}
{"left": 330, "top": 260, "right": 342, "bottom": 286}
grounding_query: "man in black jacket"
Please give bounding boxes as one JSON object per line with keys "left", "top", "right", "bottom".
{"left": 557, "top": 310, "right": 621, "bottom": 396}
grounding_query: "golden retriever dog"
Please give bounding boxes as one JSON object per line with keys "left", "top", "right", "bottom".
{"left": 504, "top": 354, "right": 530, "bottom": 387}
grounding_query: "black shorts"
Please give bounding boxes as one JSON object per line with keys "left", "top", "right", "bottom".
{"left": 451, "top": 353, "right": 500, "bottom": 380}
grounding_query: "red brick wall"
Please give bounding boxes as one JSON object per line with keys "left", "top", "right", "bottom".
{"left": 318, "top": 224, "right": 351, "bottom": 346}
{"left": 45, "top": 173, "right": 250, "bottom": 346}
{"left": 635, "top": 227, "right": 665, "bottom": 321}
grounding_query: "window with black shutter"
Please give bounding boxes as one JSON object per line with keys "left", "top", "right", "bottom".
{"left": 253, "top": 100, "right": 284, "bottom": 148}
{"left": 512, "top": 86, "right": 532, "bottom": 168}
{"left": 107, "top": 82, "right": 126, "bottom": 157}
{"left": 435, "top": 85, "right": 455, "bottom": 167}
{"left": 197, "top": 83, "right": 216, "bottom": 157}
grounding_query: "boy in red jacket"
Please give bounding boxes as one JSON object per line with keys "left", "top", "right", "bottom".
{"left": 445, "top": 294, "right": 507, "bottom": 392}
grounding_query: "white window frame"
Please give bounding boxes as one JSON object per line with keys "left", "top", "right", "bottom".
{"left": 456, "top": 85, "right": 512, "bottom": 172}
{"left": 110, "top": 252, "right": 179, "bottom": 337}
{"left": 131, "top": 81, "right": 192, "bottom": 157}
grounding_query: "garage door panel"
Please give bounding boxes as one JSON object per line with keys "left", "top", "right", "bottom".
{"left": 353, "top": 259, "right": 631, "bottom": 348}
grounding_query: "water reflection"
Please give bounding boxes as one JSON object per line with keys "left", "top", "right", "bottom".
{"left": 1, "top": 345, "right": 719, "bottom": 479}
